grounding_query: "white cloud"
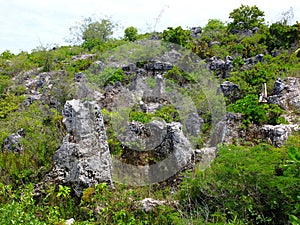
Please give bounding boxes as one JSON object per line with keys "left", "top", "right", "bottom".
{"left": 0, "top": 0, "right": 299, "bottom": 53}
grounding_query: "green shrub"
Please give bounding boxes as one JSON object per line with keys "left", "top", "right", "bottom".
{"left": 86, "top": 67, "right": 125, "bottom": 87}
{"left": 180, "top": 141, "right": 300, "bottom": 224}
{"left": 162, "top": 26, "right": 192, "bottom": 48}
{"left": 228, "top": 94, "right": 286, "bottom": 126}
{"left": 124, "top": 26, "right": 139, "bottom": 41}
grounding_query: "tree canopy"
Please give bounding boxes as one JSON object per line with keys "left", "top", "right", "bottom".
{"left": 228, "top": 5, "right": 265, "bottom": 31}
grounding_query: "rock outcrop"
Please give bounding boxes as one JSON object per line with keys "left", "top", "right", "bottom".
{"left": 1, "top": 129, "right": 25, "bottom": 153}
{"left": 261, "top": 124, "right": 299, "bottom": 147}
{"left": 268, "top": 77, "right": 300, "bottom": 114}
{"left": 48, "top": 99, "right": 113, "bottom": 197}
{"left": 208, "top": 56, "right": 232, "bottom": 78}
{"left": 217, "top": 81, "right": 240, "bottom": 103}
{"left": 212, "top": 112, "right": 299, "bottom": 147}
{"left": 113, "top": 121, "right": 194, "bottom": 185}
{"left": 135, "top": 198, "right": 178, "bottom": 213}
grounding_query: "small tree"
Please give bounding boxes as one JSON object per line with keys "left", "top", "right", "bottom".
{"left": 203, "top": 19, "right": 226, "bottom": 33}
{"left": 162, "top": 26, "right": 192, "bottom": 48}
{"left": 67, "top": 17, "right": 116, "bottom": 49}
{"left": 228, "top": 5, "right": 265, "bottom": 32}
{"left": 124, "top": 26, "right": 138, "bottom": 41}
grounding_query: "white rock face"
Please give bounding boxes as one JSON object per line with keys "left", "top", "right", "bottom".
{"left": 49, "top": 100, "right": 113, "bottom": 197}
{"left": 261, "top": 124, "right": 299, "bottom": 147}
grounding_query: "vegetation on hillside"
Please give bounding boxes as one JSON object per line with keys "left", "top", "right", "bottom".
{"left": 0, "top": 4, "right": 299, "bottom": 224}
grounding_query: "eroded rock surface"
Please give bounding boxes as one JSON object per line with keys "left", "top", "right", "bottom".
{"left": 212, "top": 112, "right": 299, "bottom": 147}
{"left": 48, "top": 99, "right": 113, "bottom": 197}
{"left": 1, "top": 129, "right": 25, "bottom": 153}
{"left": 113, "top": 121, "right": 194, "bottom": 185}
{"left": 268, "top": 77, "right": 300, "bottom": 114}
{"left": 261, "top": 124, "right": 299, "bottom": 147}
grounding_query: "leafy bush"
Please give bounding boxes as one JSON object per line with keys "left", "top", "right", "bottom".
{"left": 86, "top": 67, "right": 125, "bottom": 87}
{"left": 180, "top": 141, "right": 300, "bottom": 224}
{"left": 228, "top": 94, "right": 286, "bottom": 126}
{"left": 228, "top": 5, "right": 265, "bottom": 32}
{"left": 124, "top": 26, "right": 139, "bottom": 41}
{"left": 162, "top": 26, "right": 192, "bottom": 48}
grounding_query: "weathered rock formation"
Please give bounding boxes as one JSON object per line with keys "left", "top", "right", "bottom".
{"left": 1, "top": 129, "right": 25, "bottom": 153}
{"left": 135, "top": 198, "right": 178, "bottom": 213}
{"left": 113, "top": 121, "right": 194, "bottom": 185}
{"left": 268, "top": 77, "right": 300, "bottom": 114}
{"left": 217, "top": 81, "right": 240, "bottom": 103}
{"left": 48, "top": 99, "right": 113, "bottom": 197}
{"left": 261, "top": 124, "right": 299, "bottom": 147}
{"left": 208, "top": 56, "right": 233, "bottom": 78}
{"left": 212, "top": 112, "right": 299, "bottom": 147}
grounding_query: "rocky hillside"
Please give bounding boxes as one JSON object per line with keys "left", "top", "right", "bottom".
{"left": 0, "top": 5, "right": 300, "bottom": 225}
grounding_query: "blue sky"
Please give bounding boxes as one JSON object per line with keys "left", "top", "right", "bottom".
{"left": 0, "top": 0, "right": 299, "bottom": 53}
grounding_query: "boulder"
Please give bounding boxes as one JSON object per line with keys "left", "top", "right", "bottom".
{"left": 261, "top": 124, "right": 299, "bottom": 147}
{"left": 135, "top": 198, "right": 178, "bottom": 213}
{"left": 2, "top": 129, "right": 25, "bottom": 153}
{"left": 268, "top": 77, "right": 300, "bottom": 114}
{"left": 190, "top": 27, "right": 202, "bottom": 38}
{"left": 217, "top": 81, "right": 240, "bottom": 103}
{"left": 48, "top": 99, "right": 113, "bottom": 197}
{"left": 113, "top": 121, "right": 194, "bottom": 185}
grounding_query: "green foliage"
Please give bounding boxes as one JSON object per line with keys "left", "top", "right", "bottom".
{"left": 124, "top": 26, "right": 139, "bottom": 41}
{"left": 267, "top": 22, "right": 300, "bottom": 51}
{"left": 162, "top": 26, "right": 192, "bottom": 48}
{"left": 0, "top": 75, "right": 12, "bottom": 95}
{"left": 180, "top": 141, "right": 300, "bottom": 224}
{"left": 0, "top": 94, "right": 25, "bottom": 119}
{"left": 203, "top": 19, "right": 226, "bottom": 33}
{"left": 0, "top": 50, "right": 15, "bottom": 60}
{"left": 87, "top": 67, "right": 125, "bottom": 87}
{"left": 68, "top": 17, "right": 116, "bottom": 50}
{"left": 228, "top": 94, "right": 286, "bottom": 126}
{"left": 165, "top": 65, "right": 195, "bottom": 86}
{"left": 129, "top": 105, "right": 180, "bottom": 124}
{"left": 228, "top": 5, "right": 265, "bottom": 31}
{"left": 57, "top": 185, "right": 71, "bottom": 199}
{"left": 0, "top": 103, "right": 65, "bottom": 185}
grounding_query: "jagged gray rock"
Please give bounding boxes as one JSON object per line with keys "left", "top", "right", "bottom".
{"left": 268, "top": 77, "right": 300, "bottom": 114}
{"left": 210, "top": 112, "right": 245, "bottom": 146}
{"left": 209, "top": 41, "right": 220, "bottom": 47}
{"left": 212, "top": 112, "right": 299, "bottom": 147}
{"left": 74, "top": 72, "right": 86, "bottom": 83}
{"left": 261, "top": 124, "right": 299, "bottom": 147}
{"left": 217, "top": 81, "right": 240, "bottom": 103}
{"left": 71, "top": 54, "right": 95, "bottom": 61}
{"left": 208, "top": 56, "right": 232, "bottom": 78}
{"left": 185, "top": 113, "right": 204, "bottom": 136}
{"left": 48, "top": 99, "right": 113, "bottom": 197}
{"left": 113, "top": 121, "right": 194, "bottom": 185}
{"left": 135, "top": 198, "right": 178, "bottom": 213}
{"left": 190, "top": 27, "right": 202, "bottom": 38}
{"left": 2, "top": 129, "right": 25, "bottom": 153}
